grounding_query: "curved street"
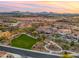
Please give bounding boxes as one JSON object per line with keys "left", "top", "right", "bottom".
{"left": 0, "top": 45, "right": 61, "bottom": 58}
{"left": 44, "top": 41, "right": 63, "bottom": 54}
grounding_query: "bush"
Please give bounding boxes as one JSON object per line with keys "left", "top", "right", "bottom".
{"left": 62, "top": 44, "right": 70, "bottom": 50}
{"left": 70, "top": 41, "right": 75, "bottom": 46}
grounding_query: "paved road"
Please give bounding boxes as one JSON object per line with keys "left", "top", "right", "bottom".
{"left": 0, "top": 45, "right": 61, "bottom": 58}
{"left": 44, "top": 40, "right": 62, "bottom": 54}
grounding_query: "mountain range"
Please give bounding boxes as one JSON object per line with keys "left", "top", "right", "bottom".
{"left": 0, "top": 11, "right": 79, "bottom": 17}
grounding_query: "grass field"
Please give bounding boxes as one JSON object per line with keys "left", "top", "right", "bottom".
{"left": 11, "top": 34, "right": 38, "bottom": 49}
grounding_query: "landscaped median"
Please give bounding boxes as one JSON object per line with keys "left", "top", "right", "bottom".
{"left": 11, "top": 34, "right": 38, "bottom": 49}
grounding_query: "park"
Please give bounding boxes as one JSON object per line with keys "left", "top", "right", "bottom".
{"left": 11, "top": 34, "right": 38, "bottom": 49}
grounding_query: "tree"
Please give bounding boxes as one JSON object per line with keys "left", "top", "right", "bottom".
{"left": 62, "top": 44, "right": 70, "bottom": 50}
{"left": 0, "top": 36, "right": 4, "bottom": 41}
{"left": 70, "top": 41, "right": 75, "bottom": 46}
{"left": 32, "top": 23, "right": 39, "bottom": 28}
{"left": 77, "top": 39, "right": 79, "bottom": 42}
{"left": 41, "top": 34, "right": 46, "bottom": 41}
{"left": 62, "top": 51, "right": 74, "bottom": 58}
{"left": 0, "top": 36, "right": 10, "bottom": 44}
{"left": 37, "top": 34, "right": 46, "bottom": 42}
{"left": 52, "top": 35, "right": 63, "bottom": 43}
{"left": 1, "top": 31, "right": 12, "bottom": 45}
{"left": 32, "top": 31, "right": 38, "bottom": 37}
{"left": 37, "top": 37, "right": 41, "bottom": 41}
{"left": 24, "top": 27, "right": 36, "bottom": 34}
{"left": 28, "top": 27, "right": 35, "bottom": 32}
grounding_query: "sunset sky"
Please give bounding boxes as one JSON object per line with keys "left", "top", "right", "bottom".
{"left": 0, "top": 1, "right": 79, "bottom": 13}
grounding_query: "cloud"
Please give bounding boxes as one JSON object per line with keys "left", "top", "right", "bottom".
{"left": 0, "top": 1, "right": 79, "bottom": 13}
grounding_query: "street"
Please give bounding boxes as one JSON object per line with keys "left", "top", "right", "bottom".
{"left": 0, "top": 45, "right": 60, "bottom": 58}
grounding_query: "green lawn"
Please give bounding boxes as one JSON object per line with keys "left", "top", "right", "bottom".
{"left": 11, "top": 34, "right": 38, "bottom": 49}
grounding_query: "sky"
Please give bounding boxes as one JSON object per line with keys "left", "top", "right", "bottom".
{"left": 0, "top": 1, "right": 79, "bottom": 13}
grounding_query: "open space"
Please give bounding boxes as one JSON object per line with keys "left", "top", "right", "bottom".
{"left": 11, "top": 34, "right": 38, "bottom": 49}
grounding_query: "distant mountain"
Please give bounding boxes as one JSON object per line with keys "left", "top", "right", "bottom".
{"left": 0, "top": 11, "right": 79, "bottom": 17}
